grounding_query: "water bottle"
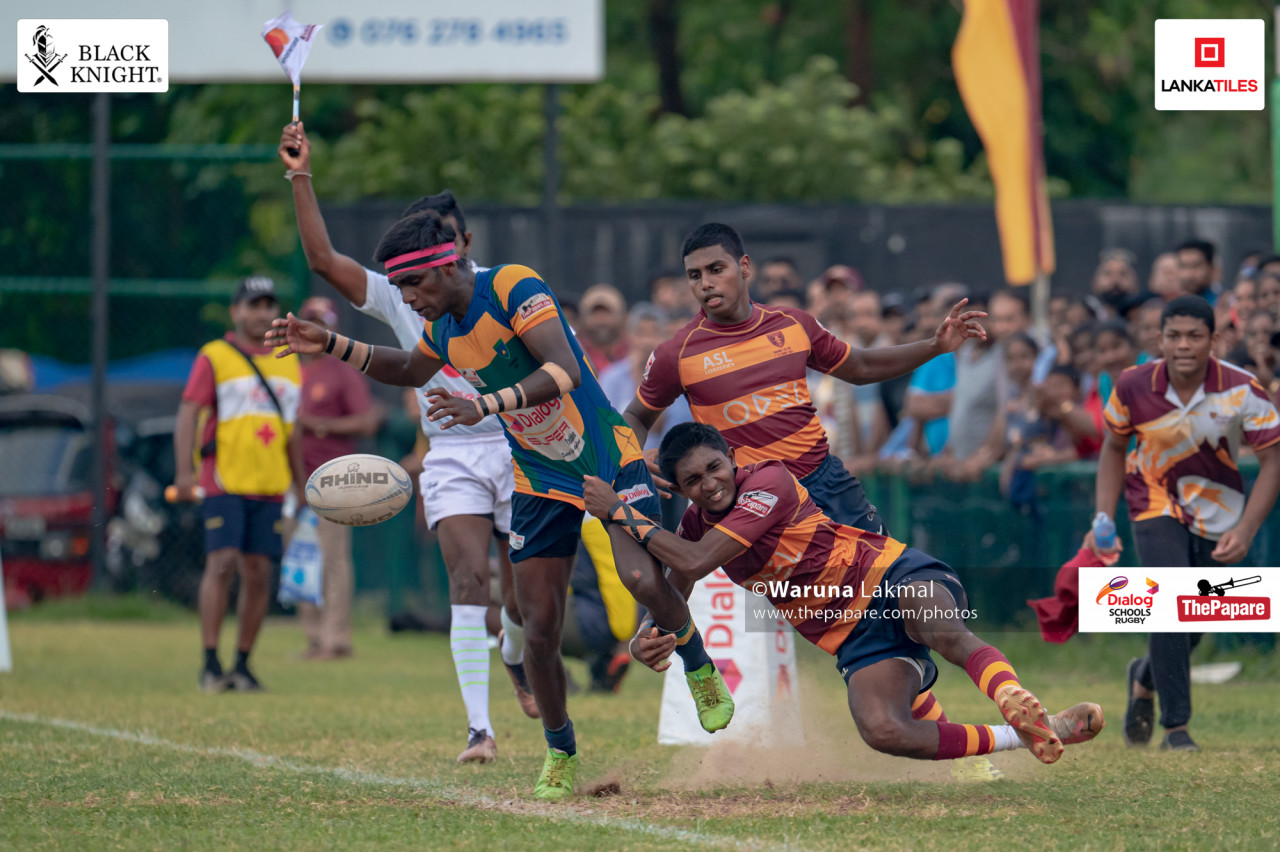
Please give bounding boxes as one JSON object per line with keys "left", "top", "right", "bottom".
{"left": 1092, "top": 512, "right": 1116, "bottom": 551}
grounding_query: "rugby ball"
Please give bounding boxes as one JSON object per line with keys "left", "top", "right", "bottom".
{"left": 305, "top": 453, "right": 413, "bottom": 526}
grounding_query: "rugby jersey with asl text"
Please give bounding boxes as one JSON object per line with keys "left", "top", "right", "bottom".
{"left": 416, "top": 265, "right": 644, "bottom": 507}
{"left": 637, "top": 304, "right": 851, "bottom": 478}
{"left": 1104, "top": 358, "right": 1280, "bottom": 541}
{"left": 677, "top": 459, "right": 906, "bottom": 654}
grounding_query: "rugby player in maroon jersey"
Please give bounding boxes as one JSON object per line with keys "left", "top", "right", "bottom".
{"left": 584, "top": 422, "right": 1105, "bottom": 767}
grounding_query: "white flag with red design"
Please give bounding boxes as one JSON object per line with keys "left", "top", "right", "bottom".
{"left": 261, "top": 11, "right": 321, "bottom": 85}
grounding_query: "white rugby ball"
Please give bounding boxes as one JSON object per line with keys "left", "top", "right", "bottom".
{"left": 305, "top": 453, "right": 413, "bottom": 526}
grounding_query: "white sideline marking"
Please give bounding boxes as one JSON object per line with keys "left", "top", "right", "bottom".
{"left": 0, "top": 711, "right": 801, "bottom": 852}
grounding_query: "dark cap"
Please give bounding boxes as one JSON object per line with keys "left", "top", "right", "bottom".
{"left": 1118, "top": 290, "right": 1160, "bottom": 318}
{"left": 881, "top": 292, "right": 907, "bottom": 317}
{"left": 232, "top": 276, "right": 277, "bottom": 305}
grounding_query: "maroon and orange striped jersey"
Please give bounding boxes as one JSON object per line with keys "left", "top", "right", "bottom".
{"left": 677, "top": 459, "right": 905, "bottom": 654}
{"left": 636, "top": 305, "right": 850, "bottom": 478}
{"left": 1104, "top": 358, "right": 1280, "bottom": 541}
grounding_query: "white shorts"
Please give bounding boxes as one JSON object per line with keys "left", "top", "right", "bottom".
{"left": 418, "top": 434, "right": 514, "bottom": 533}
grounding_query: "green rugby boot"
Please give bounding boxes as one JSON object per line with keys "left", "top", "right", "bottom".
{"left": 686, "top": 662, "right": 735, "bottom": 732}
{"left": 534, "top": 748, "right": 578, "bottom": 801}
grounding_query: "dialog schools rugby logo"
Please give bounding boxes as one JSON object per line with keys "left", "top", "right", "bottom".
{"left": 1096, "top": 575, "right": 1156, "bottom": 625}
{"left": 1095, "top": 575, "right": 1128, "bottom": 604}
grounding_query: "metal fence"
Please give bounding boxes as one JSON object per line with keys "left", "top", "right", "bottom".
{"left": 320, "top": 198, "right": 1275, "bottom": 312}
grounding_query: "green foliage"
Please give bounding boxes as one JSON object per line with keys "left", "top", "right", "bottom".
{"left": 324, "top": 57, "right": 990, "bottom": 204}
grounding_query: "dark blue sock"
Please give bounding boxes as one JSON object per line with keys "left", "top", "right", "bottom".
{"left": 543, "top": 720, "right": 576, "bottom": 756}
{"left": 663, "top": 620, "right": 713, "bottom": 671}
{"left": 508, "top": 661, "right": 531, "bottom": 690}
{"left": 235, "top": 649, "right": 250, "bottom": 672}
{"left": 203, "top": 648, "right": 221, "bottom": 674}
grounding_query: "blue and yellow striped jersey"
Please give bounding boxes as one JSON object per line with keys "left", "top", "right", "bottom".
{"left": 417, "top": 264, "right": 644, "bottom": 507}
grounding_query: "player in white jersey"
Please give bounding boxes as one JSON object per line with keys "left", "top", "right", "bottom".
{"left": 280, "top": 124, "right": 536, "bottom": 764}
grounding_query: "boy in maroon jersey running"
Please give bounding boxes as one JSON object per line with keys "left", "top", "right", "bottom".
{"left": 584, "top": 422, "right": 1105, "bottom": 767}
{"left": 625, "top": 223, "right": 985, "bottom": 535}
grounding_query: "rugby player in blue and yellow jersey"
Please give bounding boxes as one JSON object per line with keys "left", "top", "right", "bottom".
{"left": 268, "top": 211, "right": 733, "bottom": 800}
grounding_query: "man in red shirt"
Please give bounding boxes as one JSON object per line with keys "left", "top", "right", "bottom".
{"left": 584, "top": 422, "right": 1104, "bottom": 767}
{"left": 174, "top": 277, "right": 306, "bottom": 693}
{"left": 626, "top": 223, "right": 985, "bottom": 535}
{"left": 295, "top": 297, "right": 382, "bottom": 659}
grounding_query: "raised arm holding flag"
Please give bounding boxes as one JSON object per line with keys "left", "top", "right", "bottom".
{"left": 261, "top": 12, "right": 322, "bottom": 157}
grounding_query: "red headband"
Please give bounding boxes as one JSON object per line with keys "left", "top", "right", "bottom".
{"left": 384, "top": 242, "right": 459, "bottom": 278}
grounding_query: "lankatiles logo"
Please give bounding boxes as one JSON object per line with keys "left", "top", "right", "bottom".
{"left": 1194, "top": 37, "right": 1225, "bottom": 68}
{"left": 1154, "top": 19, "right": 1263, "bottom": 111}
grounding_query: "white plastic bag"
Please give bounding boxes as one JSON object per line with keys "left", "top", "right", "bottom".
{"left": 279, "top": 507, "right": 323, "bottom": 606}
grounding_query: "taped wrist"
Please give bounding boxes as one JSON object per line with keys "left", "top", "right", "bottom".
{"left": 608, "top": 499, "right": 658, "bottom": 547}
{"left": 327, "top": 332, "right": 370, "bottom": 370}
{"left": 475, "top": 382, "right": 528, "bottom": 418}
{"left": 537, "top": 362, "right": 575, "bottom": 395}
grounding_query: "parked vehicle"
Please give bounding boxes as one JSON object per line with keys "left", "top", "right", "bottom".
{"left": 0, "top": 395, "right": 113, "bottom": 606}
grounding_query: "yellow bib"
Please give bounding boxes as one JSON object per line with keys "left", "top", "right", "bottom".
{"left": 202, "top": 339, "right": 301, "bottom": 496}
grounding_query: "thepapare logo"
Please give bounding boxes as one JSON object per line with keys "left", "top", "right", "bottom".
{"left": 1154, "top": 20, "right": 1263, "bottom": 110}
{"left": 18, "top": 20, "right": 168, "bottom": 93}
{"left": 1179, "top": 577, "right": 1268, "bottom": 622}
{"left": 737, "top": 489, "right": 779, "bottom": 518}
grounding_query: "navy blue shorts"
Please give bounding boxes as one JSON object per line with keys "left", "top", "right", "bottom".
{"left": 800, "top": 452, "right": 885, "bottom": 535}
{"left": 508, "top": 460, "right": 661, "bottom": 563}
{"left": 834, "top": 547, "right": 968, "bottom": 691}
{"left": 203, "top": 494, "right": 284, "bottom": 558}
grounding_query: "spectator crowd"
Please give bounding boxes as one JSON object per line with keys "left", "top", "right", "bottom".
{"left": 550, "top": 238, "right": 1280, "bottom": 508}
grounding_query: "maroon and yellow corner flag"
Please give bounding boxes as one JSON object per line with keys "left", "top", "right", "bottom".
{"left": 953, "top": 0, "right": 1055, "bottom": 286}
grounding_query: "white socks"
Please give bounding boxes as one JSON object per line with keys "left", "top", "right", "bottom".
{"left": 449, "top": 604, "right": 492, "bottom": 737}
{"left": 991, "top": 724, "right": 1025, "bottom": 753}
{"left": 500, "top": 606, "right": 526, "bottom": 667}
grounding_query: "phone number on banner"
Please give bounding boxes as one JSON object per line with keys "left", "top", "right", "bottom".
{"left": 327, "top": 18, "right": 570, "bottom": 47}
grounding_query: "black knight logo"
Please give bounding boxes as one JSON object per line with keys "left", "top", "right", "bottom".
{"left": 25, "top": 26, "right": 67, "bottom": 87}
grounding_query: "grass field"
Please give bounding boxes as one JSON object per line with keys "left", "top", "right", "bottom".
{"left": 3, "top": 598, "right": 1279, "bottom": 851}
